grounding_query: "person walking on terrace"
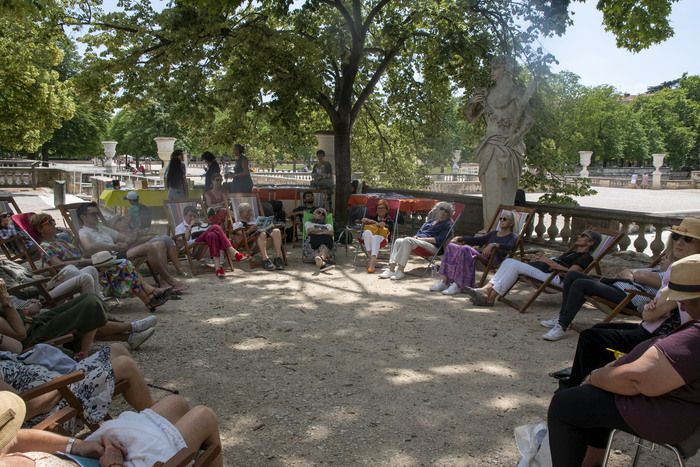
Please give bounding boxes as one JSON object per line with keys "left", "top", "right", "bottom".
{"left": 164, "top": 149, "right": 188, "bottom": 202}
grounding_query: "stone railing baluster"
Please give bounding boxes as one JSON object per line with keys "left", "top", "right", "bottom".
{"left": 650, "top": 223, "right": 666, "bottom": 258}
{"left": 534, "top": 212, "right": 547, "bottom": 241}
{"left": 560, "top": 215, "right": 572, "bottom": 244}
{"left": 633, "top": 223, "right": 649, "bottom": 253}
{"left": 617, "top": 221, "right": 631, "bottom": 252}
{"left": 547, "top": 211, "right": 561, "bottom": 243}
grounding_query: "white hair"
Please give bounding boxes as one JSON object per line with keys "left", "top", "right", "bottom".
{"left": 427, "top": 201, "right": 454, "bottom": 220}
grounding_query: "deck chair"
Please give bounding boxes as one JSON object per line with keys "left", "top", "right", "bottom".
{"left": 476, "top": 205, "right": 535, "bottom": 287}
{"left": 0, "top": 219, "right": 40, "bottom": 270}
{"left": 352, "top": 198, "right": 401, "bottom": 266}
{"left": 499, "top": 227, "right": 624, "bottom": 313}
{"left": 59, "top": 202, "right": 160, "bottom": 284}
{"left": 301, "top": 210, "right": 335, "bottom": 263}
{"left": 228, "top": 193, "right": 287, "bottom": 268}
{"left": 410, "top": 202, "right": 466, "bottom": 275}
{"left": 163, "top": 200, "right": 233, "bottom": 276}
{"left": 289, "top": 189, "right": 329, "bottom": 243}
{"left": 585, "top": 253, "right": 665, "bottom": 323}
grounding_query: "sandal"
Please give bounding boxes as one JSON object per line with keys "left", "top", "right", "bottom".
{"left": 147, "top": 289, "right": 171, "bottom": 311}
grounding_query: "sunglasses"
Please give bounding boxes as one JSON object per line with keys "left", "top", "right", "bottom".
{"left": 672, "top": 232, "right": 696, "bottom": 243}
{"left": 438, "top": 207, "right": 450, "bottom": 212}
{"left": 579, "top": 233, "right": 590, "bottom": 239}
{"left": 0, "top": 213, "right": 9, "bottom": 219}
{"left": 315, "top": 211, "right": 326, "bottom": 216}
{"left": 499, "top": 217, "right": 511, "bottom": 222}
{"left": 40, "top": 218, "right": 56, "bottom": 226}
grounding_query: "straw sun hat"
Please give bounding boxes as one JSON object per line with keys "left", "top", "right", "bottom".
{"left": 671, "top": 217, "right": 700, "bottom": 241}
{"left": 0, "top": 391, "right": 26, "bottom": 449}
{"left": 91, "top": 251, "right": 118, "bottom": 268}
{"left": 660, "top": 254, "right": 700, "bottom": 302}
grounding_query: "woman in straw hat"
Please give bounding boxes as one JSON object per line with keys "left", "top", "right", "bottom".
{"left": 430, "top": 209, "right": 517, "bottom": 295}
{"left": 548, "top": 254, "right": 700, "bottom": 467}
{"left": 562, "top": 217, "right": 700, "bottom": 387}
{"left": 0, "top": 391, "right": 223, "bottom": 466}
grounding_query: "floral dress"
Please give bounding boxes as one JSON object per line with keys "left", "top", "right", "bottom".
{"left": 0, "top": 346, "right": 115, "bottom": 428}
{"left": 41, "top": 240, "right": 143, "bottom": 298}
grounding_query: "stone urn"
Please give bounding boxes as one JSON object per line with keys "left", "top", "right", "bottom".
{"left": 101, "top": 141, "right": 117, "bottom": 173}
{"left": 578, "top": 151, "right": 593, "bottom": 178}
{"left": 154, "top": 137, "right": 177, "bottom": 178}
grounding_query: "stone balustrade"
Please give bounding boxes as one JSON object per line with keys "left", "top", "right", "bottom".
{"left": 0, "top": 166, "right": 37, "bottom": 188}
{"left": 252, "top": 173, "right": 312, "bottom": 185}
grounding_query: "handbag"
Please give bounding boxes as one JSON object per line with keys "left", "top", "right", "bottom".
{"left": 363, "top": 223, "right": 390, "bottom": 238}
{"left": 190, "top": 223, "right": 209, "bottom": 239}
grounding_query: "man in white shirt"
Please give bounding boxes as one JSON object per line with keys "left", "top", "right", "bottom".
{"left": 77, "top": 203, "right": 185, "bottom": 291}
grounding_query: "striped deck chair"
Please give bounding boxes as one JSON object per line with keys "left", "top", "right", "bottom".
{"left": 163, "top": 200, "right": 232, "bottom": 276}
{"left": 477, "top": 205, "right": 535, "bottom": 287}
{"left": 410, "top": 202, "right": 466, "bottom": 276}
{"left": 0, "top": 199, "right": 40, "bottom": 270}
{"left": 301, "top": 210, "right": 335, "bottom": 263}
{"left": 499, "top": 227, "right": 624, "bottom": 313}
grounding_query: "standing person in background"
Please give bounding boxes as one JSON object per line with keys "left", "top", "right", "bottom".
{"left": 165, "top": 149, "right": 188, "bottom": 201}
{"left": 311, "top": 150, "right": 333, "bottom": 190}
{"left": 228, "top": 144, "right": 254, "bottom": 193}
{"left": 201, "top": 151, "right": 220, "bottom": 191}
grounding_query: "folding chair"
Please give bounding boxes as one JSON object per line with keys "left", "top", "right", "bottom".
{"left": 163, "top": 200, "right": 232, "bottom": 276}
{"left": 410, "top": 202, "right": 466, "bottom": 275}
{"left": 499, "top": 227, "right": 624, "bottom": 313}
{"left": 352, "top": 198, "right": 401, "bottom": 266}
{"left": 289, "top": 189, "right": 328, "bottom": 243}
{"left": 476, "top": 205, "right": 535, "bottom": 286}
{"left": 228, "top": 193, "right": 287, "bottom": 268}
{"left": 603, "top": 426, "right": 700, "bottom": 467}
{"left": 301, "top": 210, "right": 335, "bottom": 263}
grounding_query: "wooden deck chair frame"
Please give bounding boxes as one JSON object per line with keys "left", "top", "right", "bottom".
{"left": 301, "top": 210, "right": 335, "bottom": 263}
{"left": 409, "top": 202, "right": 466, "bottom": 276}
{"left": 499, "top": 227, "right": 624, "bottom": 313}
{"left": 227, "top": 193, "right": 287, "bottom": 268}
{"left": 477, "top": 205, "right": 535, "bottom": 287}
{"left": 585, "top": 253, "right": 664, "bottom": 322}
{"left": 0, "top": 196, "right": 38, "bottom": 268}
{"left": 352, "top": 198, "right": 401, "bottom": 266}
{"left": 58, "top": 202, "right": 161, "bottom": 284}
{"left": 163, "top": 200, "right": 232, "bottom": 276}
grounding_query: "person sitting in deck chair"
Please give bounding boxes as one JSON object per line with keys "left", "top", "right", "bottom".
{"left": 231, "top": 202, "right": 285, "bottom": 271}
{"left": 379, "top": 201, "right": 454, "bottom": 281}
{"left": 77, "top": 203, "right": 186, "bottom": 292}
{"left": 465, "top": 229, "right": 601, "bottom": 306}
{"left": 305, "top": 207, "right": 335, "bottom": 272}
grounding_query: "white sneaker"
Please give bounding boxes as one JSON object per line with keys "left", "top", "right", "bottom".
{"left": 543, "top": 323, "right": 566, "bottom": 341}
{"left": 379, "top": 269, "right": 394, "bottom": 279}
{"left": 128, "top": 327, "right": 156, "bottom": 350}
{"left": 131, "top": 316, "right": 157, "bottom": 333}
{"left": 540, "top": 316, "right": 559, "bottom": 329}
{"left": 442, "top": 283, "right": 461, "bottom": 295}
{"left": 430, "top": 280, "right": 448, "bottom": 292}
{"left": 390, "top": 271, "right": 405, "bottom": 280}
{"left": 314, "top": 256, "right": 324, "bottom": 268}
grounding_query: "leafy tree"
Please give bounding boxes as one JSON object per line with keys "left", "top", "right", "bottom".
{"left": 0, "top": 9, "right": 75, "bottom": 153}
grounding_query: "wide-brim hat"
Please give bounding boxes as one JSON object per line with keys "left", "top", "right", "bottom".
{"left": 91, "top": 251, "right": 118, "bottom": 268}
{"left": 671, "top": 217, "right": 700, "bottom": 241}
{"left": 660, "top": 254, "right": 700, "bottom": 302}
{"left": 0, "top": 391, "right": 26, "bottom": 449}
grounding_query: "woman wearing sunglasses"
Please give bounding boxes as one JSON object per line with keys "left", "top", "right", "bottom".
{"left": 560, "top": 217, "right": 700, "bottom": 388}
{"left": 431, "top": 210, "right": 517, "bottom": 295}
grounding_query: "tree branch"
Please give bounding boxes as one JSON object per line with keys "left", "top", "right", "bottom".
{"left": 362, "top": 0, "right": 391, "bottom": 33}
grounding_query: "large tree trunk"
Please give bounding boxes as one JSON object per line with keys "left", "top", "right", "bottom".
{"left": 333, "top": 120, "right": 352, "bottom": 227}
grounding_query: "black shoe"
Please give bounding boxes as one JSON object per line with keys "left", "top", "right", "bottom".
{"left": 273, "top": 257, "right": 284, "bottom": 270}
{"left": 262, "top": 258, "right": 275, "bottom": 271}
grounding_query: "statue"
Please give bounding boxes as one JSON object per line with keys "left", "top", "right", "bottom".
{"left": 466, "top": 57, "right": 535, "bottom": 227}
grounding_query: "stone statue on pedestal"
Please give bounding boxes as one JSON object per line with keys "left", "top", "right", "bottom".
{"left": 466, "top": 57, "right": 535, "bottom": 227}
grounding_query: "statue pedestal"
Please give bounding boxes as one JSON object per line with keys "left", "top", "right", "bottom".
{"left": 578, "top": 151, "right": 593, "bottom": 178}
{"left": 652, "top": 153, "right": 665, "bottom": 189}
{"left": 101, "top": 141, "right": 117, "bottom": 174}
